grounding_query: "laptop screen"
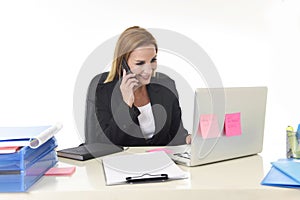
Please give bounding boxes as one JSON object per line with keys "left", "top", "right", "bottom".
{"left": 189, "top": 87, "right": 267, "bottom": 166}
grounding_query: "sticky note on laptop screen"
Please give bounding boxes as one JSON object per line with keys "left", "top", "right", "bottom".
{"left": 225, "top": 112, "right": 242, "bottom": 137}
{"left": 198, "top": 114, "right": 220, "bottom": 139}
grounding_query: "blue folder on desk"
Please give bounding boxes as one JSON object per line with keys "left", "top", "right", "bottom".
{"left": 261, "top": 159, "right": 300, "bottom": 188}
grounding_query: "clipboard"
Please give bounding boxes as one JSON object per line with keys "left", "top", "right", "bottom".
{"left": 126, "top": 173, "right": 168, "bottom": 183}
{"left": 102, "top": 151, "right": 188, "bottom": 185}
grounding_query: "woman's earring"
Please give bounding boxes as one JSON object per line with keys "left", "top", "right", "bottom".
{"left": 152, "top": 70, "right": 156, "bottom": 77}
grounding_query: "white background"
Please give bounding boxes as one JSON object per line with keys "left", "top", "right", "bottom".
{"left": 1, "top": 0, "right": 300, "bottom": 173}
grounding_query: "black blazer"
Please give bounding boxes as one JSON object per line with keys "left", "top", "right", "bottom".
{"left": 95, "top": 73, "right": 188, "bottom": 146}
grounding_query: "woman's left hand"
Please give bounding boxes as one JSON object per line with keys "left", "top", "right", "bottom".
{"left": 186, "top": 134, "right": 192, "bottom": 144}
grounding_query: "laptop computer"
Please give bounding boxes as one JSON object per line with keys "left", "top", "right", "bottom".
{"left": 168, "top": 87, "right": 268, "bottom": 166}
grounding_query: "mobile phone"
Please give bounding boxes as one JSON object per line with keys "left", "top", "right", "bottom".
{"left": 122, "top": 58, "right": 132, "bottom": 74}
{"left": 121, "top": 58, "right": 140, "bottom": 87}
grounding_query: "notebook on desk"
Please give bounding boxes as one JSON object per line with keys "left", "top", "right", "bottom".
{"left": 57, "top": 143, "right": 123, "bottom": 161}
{"left": 168, "top": 87, "right": 268, "bottom": 167}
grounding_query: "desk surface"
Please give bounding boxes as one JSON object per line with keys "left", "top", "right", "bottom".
{"left": 1, "top": 147, "right": 300, "bottom": 200}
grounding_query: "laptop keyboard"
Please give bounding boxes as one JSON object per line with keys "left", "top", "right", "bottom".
{"left": 173, "top": 152, "right": 191, "bottom": 159}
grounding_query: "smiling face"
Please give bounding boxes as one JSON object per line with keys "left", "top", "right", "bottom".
{"left": 127, "top": 44, "right": 157, "bottom": 85}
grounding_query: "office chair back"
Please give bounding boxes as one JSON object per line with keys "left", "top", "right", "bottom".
{"left": 84, "top": 72, "right": 112, "bottom": 144}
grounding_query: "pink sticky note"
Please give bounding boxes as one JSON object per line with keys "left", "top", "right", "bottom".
{"left": 147, "top": 148, "right": 173, "bottom": 154}
{"left": 225, "top": 113, "right": 242, "bottom": 137}
{"left": 198, "top": 114, "right": 220, "bottom": 139}
{"left": 44, "top": 166, "right": 76, "bottom": 176}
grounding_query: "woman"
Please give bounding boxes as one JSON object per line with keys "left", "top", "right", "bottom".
{"left": 95, "top": 26, "right": 191, "bottom": 146}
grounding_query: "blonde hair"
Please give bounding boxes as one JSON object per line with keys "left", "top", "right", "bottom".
{"left": 104, "top": 26, "right": 158, "bottom": 83}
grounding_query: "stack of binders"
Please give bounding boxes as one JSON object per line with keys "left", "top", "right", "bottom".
{"left": 0, "top": 138, "right": 58, "bottom": 192}
{"left": 0, "top": 125, "right": 61, "bottom": 192}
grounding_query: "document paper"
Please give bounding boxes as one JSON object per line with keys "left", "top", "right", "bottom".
{"left": 0, "top": 123, "right": 62, "bottom": 148}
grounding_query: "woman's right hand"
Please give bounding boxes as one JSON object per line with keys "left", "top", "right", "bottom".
{"left": 120, "top": 69, "right": 139, "bottom": 107}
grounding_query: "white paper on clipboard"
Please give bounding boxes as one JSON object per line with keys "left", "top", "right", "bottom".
{"left": 102, "top": 151, "right": 189, "bottom": 185}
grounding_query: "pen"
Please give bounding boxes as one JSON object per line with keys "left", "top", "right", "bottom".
{"left": 297, "top": 124, "right": 300, "bottom": 148}
{"left": 286, "top": 126, "right": 300, "bottom": 158}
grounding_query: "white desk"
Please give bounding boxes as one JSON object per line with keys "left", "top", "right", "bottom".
{"left": 1, "top": 148, "right": 300, "bottom": 200}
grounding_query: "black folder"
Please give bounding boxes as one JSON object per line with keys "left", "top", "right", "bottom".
{"left": 57, "top": 143, "right": 123, "bottom": 161}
